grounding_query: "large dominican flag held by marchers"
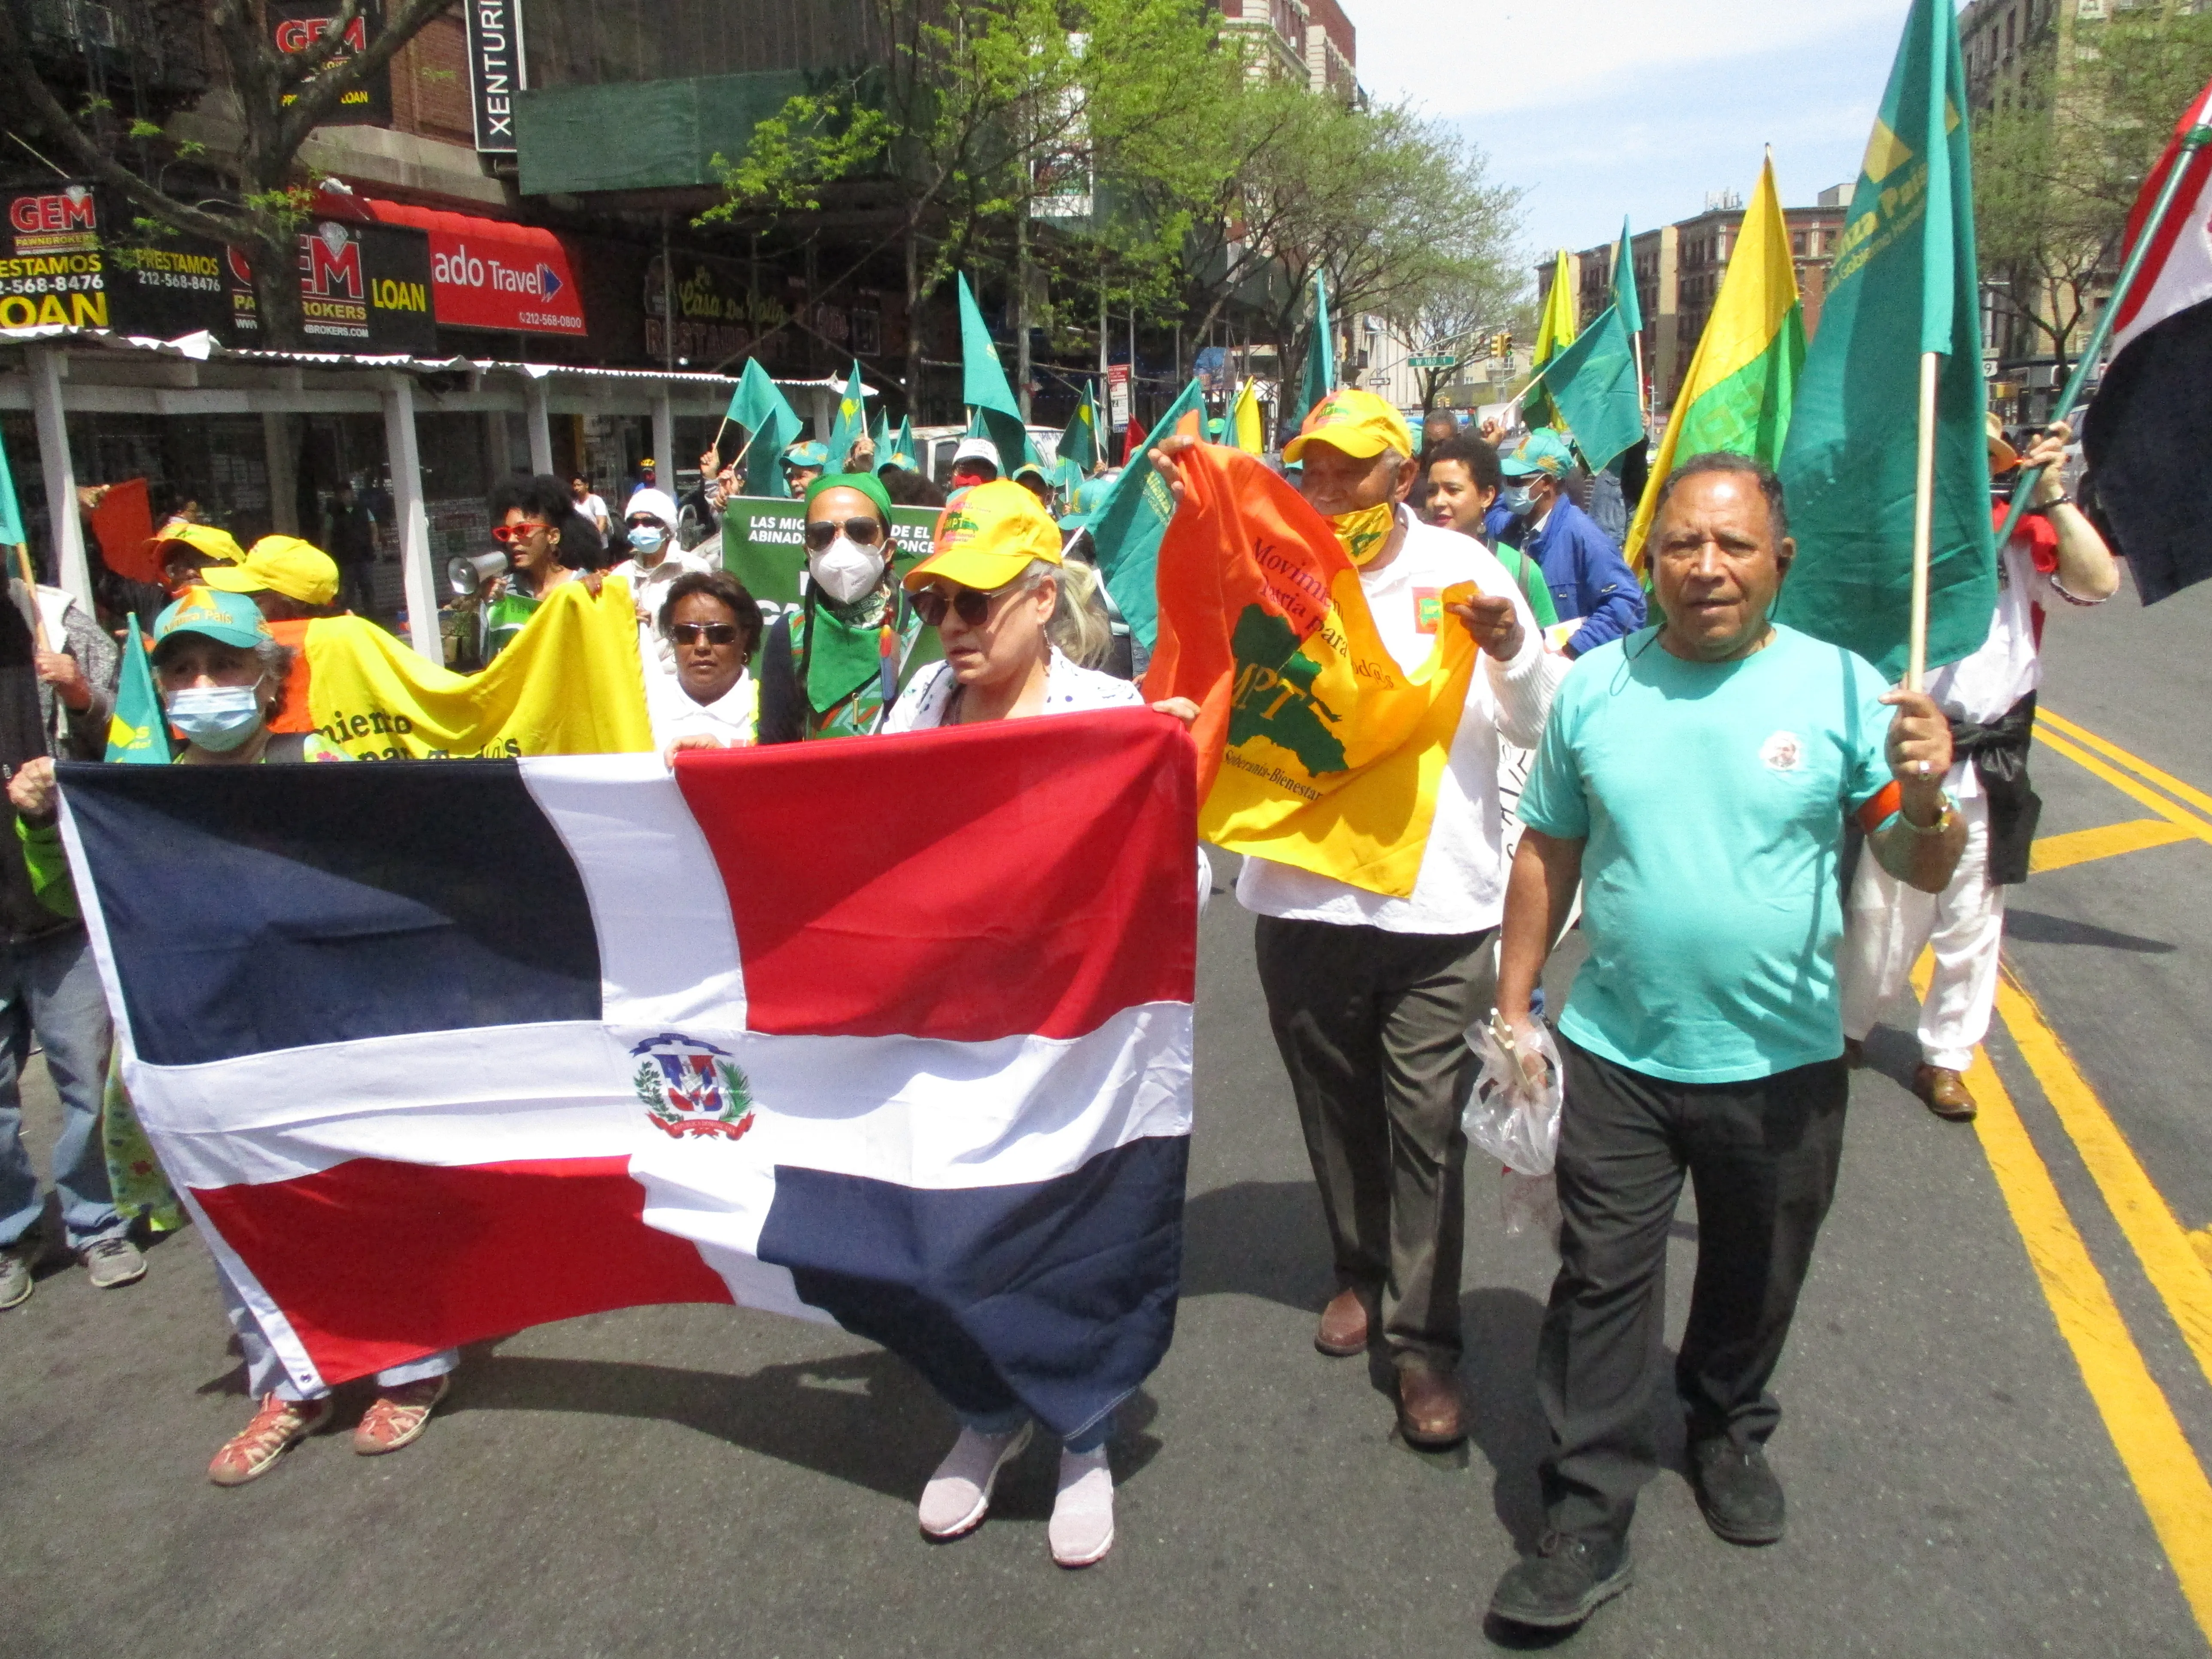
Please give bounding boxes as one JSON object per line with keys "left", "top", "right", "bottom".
{"left": 2084, "top": 78, "right": 2212, "bottom": 605}
{"left": 56, "top": 711, "right": 1196, "bottom": 1440}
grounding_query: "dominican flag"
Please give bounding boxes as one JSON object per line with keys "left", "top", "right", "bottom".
{"left": 2084, "top": 78, "right": 2212, "bottom": 605}
{"left": 57, "top": 711, "right": 1196, "bottom": 1441}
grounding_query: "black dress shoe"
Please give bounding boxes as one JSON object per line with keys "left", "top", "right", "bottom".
{"left": 1487, "top": 1532, "right": 1633, "bottom": 1631}
{"left": 1689, "top": 1435, "right": 1786, "bottom": 1544}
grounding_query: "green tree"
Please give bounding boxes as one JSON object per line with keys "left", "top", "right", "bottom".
{"left": 3, "top": 0, "right": 458, "bottom": 349}
{"left": 1973, "top": 5, "right": 2212, "bottom": 377}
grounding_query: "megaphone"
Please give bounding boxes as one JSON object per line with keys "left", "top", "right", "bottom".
{"left": 449, "top": 550, "right": 507, "bottom": 595}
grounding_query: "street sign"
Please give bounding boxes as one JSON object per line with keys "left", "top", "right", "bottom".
{"left": 1106, "top": 363, "right": 1130, "bottom": 429}
{"left": 1408, "top": 353, "right": 1458, "bottom": 369}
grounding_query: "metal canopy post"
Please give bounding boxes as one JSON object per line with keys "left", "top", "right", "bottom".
{"left": 651, "top": 387, "right": 675, "bottom": 496}
{"left": 25, "top": 346, "right": 90, "bottom": 608}
{"left": 525, "top": 375, "right": 555, "bottom": 474}
{"left": 380, "top": 375, "right": 441, "bottom": 661}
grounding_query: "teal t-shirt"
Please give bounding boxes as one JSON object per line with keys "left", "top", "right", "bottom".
{"left": 1518, "top": 623, "right": 1897, "bottom": 1084}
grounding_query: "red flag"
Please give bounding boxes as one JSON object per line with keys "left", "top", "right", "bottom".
{"left": 1122, "top": 414, "right": 1149, "bottom": 465}
{"left": 90, "top": 479, "right": 158, "bottom": 583}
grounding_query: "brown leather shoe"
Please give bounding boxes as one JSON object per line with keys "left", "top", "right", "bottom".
{"left": 1395, "top": 1363, "right": 1465, "bottom": 1449}
{"left": 1314, "top": 1287, "right": 1371, "bottom": 1357}
{"left": 1914, "top": 1063, "right": 1977, "bottom": 1121}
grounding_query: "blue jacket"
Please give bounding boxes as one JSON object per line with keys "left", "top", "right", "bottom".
{"left": 1523, "top": 496, "right": 1646, "bottom": 656}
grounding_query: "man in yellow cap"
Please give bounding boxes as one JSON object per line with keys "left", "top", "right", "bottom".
{"left": 202, "top": 537, "right": 346, "bottom": 737}
{"left": 1154, "top": 386, "right": 1563, "bottom": 1451}
{"left": 203, "top": 537, "right": 343, "bottom": 624}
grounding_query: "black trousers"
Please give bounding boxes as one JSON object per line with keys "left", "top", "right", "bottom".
{"left": 1253, "top": 915, "right": 1495, "bottom": 1370}
{"left": 1538, "top": 1038, "right": 1848, "bottom": 1543}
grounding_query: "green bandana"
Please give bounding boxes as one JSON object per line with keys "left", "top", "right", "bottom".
{"left": 803, "top": 590, "right": 893, "bottom": 714}
{"left": 802, "top": 470, "right": 894, "bottom": 525}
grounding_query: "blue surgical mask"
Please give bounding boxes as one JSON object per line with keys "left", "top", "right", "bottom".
{"left": 165, "top": 683, "right": 266, "bottom": 752}
{"left": 1501, "top": 482, "right": 1539, "bottom": 517}
{"left": 627, "top": 524, "right": 668, "bottom": 553}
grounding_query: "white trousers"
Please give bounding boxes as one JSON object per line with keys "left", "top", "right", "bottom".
{"left": 1838, "top": 792, "right": 2004, "bottom": 1073}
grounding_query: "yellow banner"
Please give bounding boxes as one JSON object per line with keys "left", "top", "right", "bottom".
{"left": 1147, "top": 445, "right": 1479, "bottom": 899}
{"left": 304, "top": 579, "right": 652, "bottom": 760}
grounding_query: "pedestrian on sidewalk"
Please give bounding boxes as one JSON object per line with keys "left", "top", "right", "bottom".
{"left": 1486, "top": 453, "right": 1966, "bottom": 1633}
{"left": 0, "top": 565, "right": 128, "bottom": 1313}
{"left": 1838, "top": 415, "right": 2119, "bottom": 1120}
{"left": 1159, "top": 390, "right": 1560, "bottom": 1452}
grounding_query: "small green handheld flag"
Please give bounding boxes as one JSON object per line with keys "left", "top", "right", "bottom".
{"left": 106, "top": 618, "right": 168, "bottom": 764}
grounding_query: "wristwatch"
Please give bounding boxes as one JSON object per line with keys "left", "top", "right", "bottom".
{"left": 1903, "top": 792, "right": 1958, "bottom": 836}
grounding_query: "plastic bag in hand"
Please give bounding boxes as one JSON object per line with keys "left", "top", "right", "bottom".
{"left": 1462, "top": 1012, "right": 1564, "bottom": 1178}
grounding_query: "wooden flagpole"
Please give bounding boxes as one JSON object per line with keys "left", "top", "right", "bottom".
{"left": 1908, "top": 349, "right": 1941, "bottom": 691}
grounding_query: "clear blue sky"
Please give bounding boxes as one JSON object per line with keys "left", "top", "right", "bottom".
{"left": 1358, "top": 0, "right": 1916, "bottom": 276}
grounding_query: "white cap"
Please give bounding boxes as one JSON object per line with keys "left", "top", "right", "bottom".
{"left": 951, "top": 436, "right": 1003, "bottom": 472}
{"left": 624, "top": 487, "right": 680, "bottom": 527}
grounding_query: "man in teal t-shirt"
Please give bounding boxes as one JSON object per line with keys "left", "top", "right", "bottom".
{"left": 1485, "top": 454, "right": 1966, "bottom": 1635}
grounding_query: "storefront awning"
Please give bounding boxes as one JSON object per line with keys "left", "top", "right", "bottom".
{"left": 360, "top": 198, "right": 587, "bottom": 339}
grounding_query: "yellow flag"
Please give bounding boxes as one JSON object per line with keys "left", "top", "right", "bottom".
{"left": 1226, "top": 380, "right": 1265, "bottom": 454}
{"left": 1525, "top": 250, "right": 1580, "bottom": 428}
{"left": 305, "top": 579, "right": 653, "bottom": 759}
{"left": 1145, "top": 446, "right": 1480, "bottom": 898}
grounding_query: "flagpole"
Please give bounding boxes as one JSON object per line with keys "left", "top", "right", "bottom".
{"left": 1993, "top": 115, "right": 2212, "bottom": 555}
{"left": 1908, "top": 350, "right": 1941, "bottom": 691}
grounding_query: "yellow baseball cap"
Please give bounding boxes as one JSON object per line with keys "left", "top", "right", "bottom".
{"left": 1282, "top": 388, "right": 1415, "bottom": 466}
{"left": 150, "top": 521, "right": 245, "bottom": 570}
{"left": 904, "top": 480, "right": 1063, "bottom": 593}
{"left": 204, "top": 536, "right": 340, "bottom": 606}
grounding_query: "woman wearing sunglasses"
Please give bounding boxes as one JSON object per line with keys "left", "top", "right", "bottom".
{"left": 756, "top": 472, "right": 929, "bottom": 743}
{"left": 882, "top": 479, "right": 1198, "bottom": 1571}
{"left": 650, "top": 570, "right": 764, "bottom": 754}
{"left": 472, "top": 475, "right": 598, "bottom": 664}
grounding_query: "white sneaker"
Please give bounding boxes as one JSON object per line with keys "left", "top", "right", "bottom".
{"left": 1048, "top": 1445, "right": 1115, "bottom": 1568}
{"left": 918, "top": 1422, "right": 1033, "bottom": 1540}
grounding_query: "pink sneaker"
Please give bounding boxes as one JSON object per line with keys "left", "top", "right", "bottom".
{"left": 1048, "top": 1446, "right": 1116, "bottom": 1568}
{"left": 353, "top": 1375, "right": 450, "bottom": 1455}
{"left": 209, "top": 1395, "right": 333, "bottom": 1487}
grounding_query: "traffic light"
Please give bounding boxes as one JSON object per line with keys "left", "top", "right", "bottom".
{"left": 1491, "top": 330, "right": 1513, "bottom": 360}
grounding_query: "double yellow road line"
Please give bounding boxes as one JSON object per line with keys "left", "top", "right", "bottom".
{"left": 1954, "top": 710, "right": 2212, "bottom": 1639}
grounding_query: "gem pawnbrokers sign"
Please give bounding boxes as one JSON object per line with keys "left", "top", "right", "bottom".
{"left": 226, "top": 221, "right": 438, "bottom": 355}
{"left": 464, "top": 0, "right": 528, "bottom": 155}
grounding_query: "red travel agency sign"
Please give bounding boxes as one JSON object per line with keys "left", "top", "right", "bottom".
{"left": 363, "top": 199, "right": 586, "bottom": 337}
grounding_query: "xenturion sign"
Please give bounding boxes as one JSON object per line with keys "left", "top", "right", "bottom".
{"left": 464, "top": 0, "right": 528, "bottom": 154}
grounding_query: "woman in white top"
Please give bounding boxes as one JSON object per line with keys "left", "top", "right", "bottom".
{"left": 650, "top": 570, "right": 763, "bottom": 756}
{"left": 886, "top": 481, "right": 1196, "bottom": 1570}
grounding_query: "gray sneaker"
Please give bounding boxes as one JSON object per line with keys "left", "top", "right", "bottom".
{"left": 0, "top": 1243, "right": 32, "bottom": 1310}
{"left": 80, "top": 1235, "right": 146, "bottom": 1290}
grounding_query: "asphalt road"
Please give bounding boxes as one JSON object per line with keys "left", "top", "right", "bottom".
{"left": 7, "top": 573, "right": 2212, "bottom": 1657}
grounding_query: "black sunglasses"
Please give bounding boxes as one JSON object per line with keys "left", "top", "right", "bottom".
{"left": 802, "top": 517, "right": 885, "bottom": 550}
{"left": 912, "top": 580, "right": 1021, "bottom": 629}
{"left": 669, "top": 622, "right": 741, "bottom": 646}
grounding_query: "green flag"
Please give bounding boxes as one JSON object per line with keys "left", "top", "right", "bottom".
{"left": 824, "top": 361, "right": 869, "bottom": 471}
{"left": 957, "top": 273, "right": 1036, "bottom": 474}
{"left": 1295, "top": 270, "right": 1333, "bottom": 431}
{"left": 0, "top": 427, "right": 21, "bottom": 547}
{"left": 1611, "top": 217, "right": 1643, "bottom": 335}
{"left": 1775, "top": 0, "right": 1993, "bottom": 682}
{"left": 1528, "top": 304, "right": 1644, "bottom": 472}
{"left": 725, "top": 359, "right": 803, "bottom": 497}
{"left": 888, "top": 416, "right": 917, "bottom": 470}
{"left": 1090, "top": 377, "right": 1205, "bottom": 650}
{"left": 868, "top": 405, "right": 891, "bottom": 463}
{"left": 1057, "top": 387, "right": 1100, "bottom": 474}
{"left": 106, "top": 618, "right": 168, "bottom": 764}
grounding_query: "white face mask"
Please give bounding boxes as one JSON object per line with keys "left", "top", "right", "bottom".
{"left": 165, "top": 682, "right": 266, "bottom": 751}
{"left": 808, "top": 536, "right": 886, "bottom": 606}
